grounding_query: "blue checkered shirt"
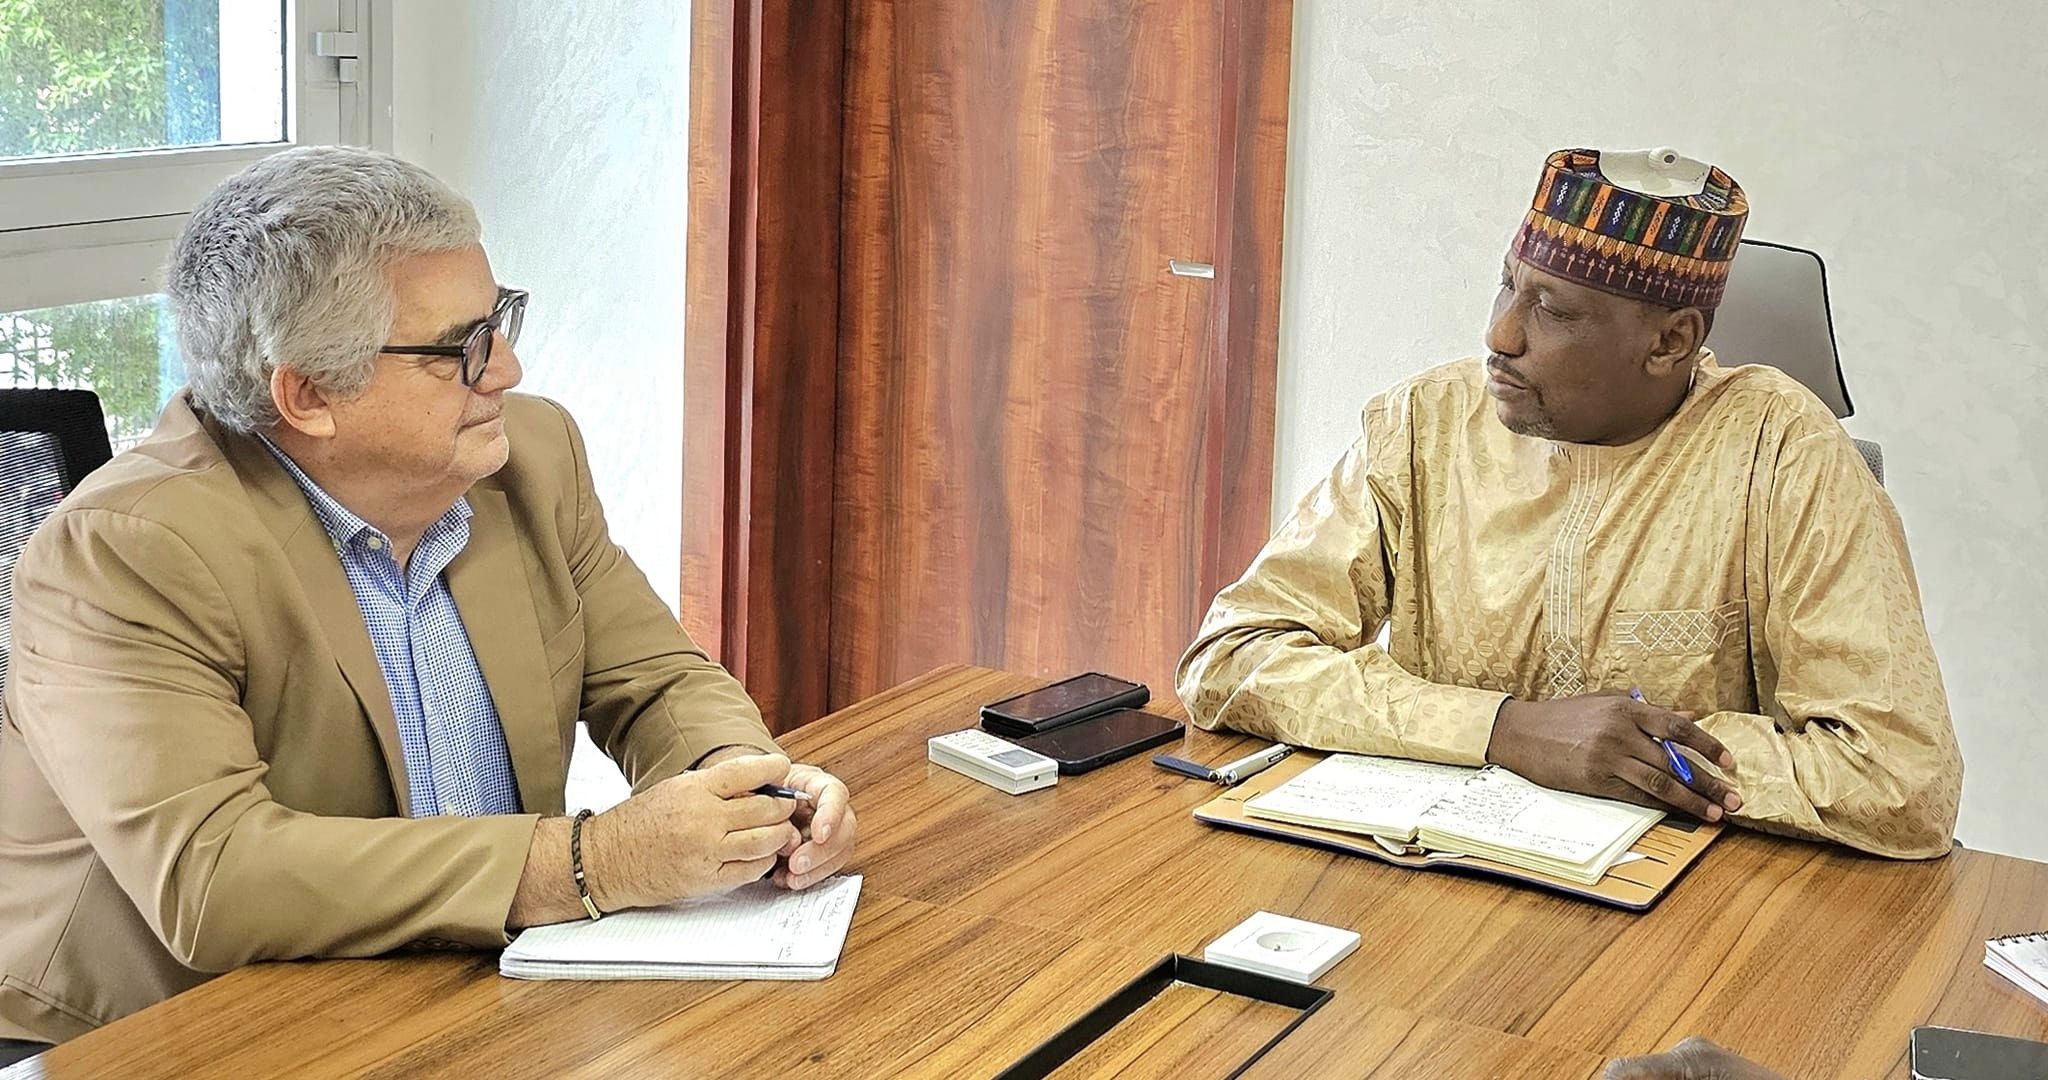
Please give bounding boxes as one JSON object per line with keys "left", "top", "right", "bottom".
{"left": 261, "top": 439, "right": 521, "bottom": 818}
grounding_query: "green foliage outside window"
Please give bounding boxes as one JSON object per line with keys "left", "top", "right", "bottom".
{"left": 1, "top": 0, "right": 218, "bottom": 446}
{"left": 1, "top": 298, "right": 173, "bottom": 449}
{"left": 0, "top": 0, "right": 220, "bottom": 158}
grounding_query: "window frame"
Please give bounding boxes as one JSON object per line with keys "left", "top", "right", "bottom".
{"left": 0, "top": 0, "right": 387, "bottom": 310}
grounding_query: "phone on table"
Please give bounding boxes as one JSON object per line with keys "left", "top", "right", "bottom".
{"left": 1012, "top": 708, "right": 1184, "bottom": 775}
{"left": 1910, "top": 1025, "right": 2048, "bottom": 1079}
{"left": 980, "top": 672, "right": 1149, "bottom": 737}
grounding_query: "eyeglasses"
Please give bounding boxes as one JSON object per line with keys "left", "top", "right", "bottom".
{"left": 377, "top": 286, "right": 528, "bottom": 386}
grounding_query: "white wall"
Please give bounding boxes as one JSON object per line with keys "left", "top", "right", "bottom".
{"left": 390, "top": 2, "right": 694, "bottom": 810}
{"left": 1279, "top": 3, "right": 2048, "bottom": 860}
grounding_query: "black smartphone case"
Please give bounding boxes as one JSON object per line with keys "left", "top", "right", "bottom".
{"left": 1015, "top": 713, "right": 1185, "bottom": 775}
{"left": 979, "top": 674, "right": 1150, "bottom": 737}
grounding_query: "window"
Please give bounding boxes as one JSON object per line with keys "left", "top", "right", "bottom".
{"left": 1, "top": 294, "right": 179, "bottom": 451}
{"left": 0, "top": 1, "right": 285, "bottom": 161}
{"left": 0, "top": 0, "right": 381, "bottom": 441}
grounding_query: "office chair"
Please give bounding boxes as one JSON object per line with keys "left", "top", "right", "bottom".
{"left": 1, "top": 389, "right": 114, "bottom": 725}
{"left": 1708, "top": 239, "right": 1883, "bottom": 484}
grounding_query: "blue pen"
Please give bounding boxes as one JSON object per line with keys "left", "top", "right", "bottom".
{"left": 1629, "top": 687, "right": 1695, "bottom": 784}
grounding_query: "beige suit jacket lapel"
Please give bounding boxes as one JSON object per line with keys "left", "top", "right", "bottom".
{"left": 447, "top": 485, "right": 564, "bottom": 815}
{"left": 205, "top": 410, "right": 415, "bottom": 811}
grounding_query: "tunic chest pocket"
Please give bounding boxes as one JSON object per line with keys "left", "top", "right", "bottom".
{"left": 1610, "top": 601, "right": 1746, "bottom": 655}
{"left": 1607, "top": 600, "right": 1750, "bottom": 709}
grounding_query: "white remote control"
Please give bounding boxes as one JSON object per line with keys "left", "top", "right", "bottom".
{"left": 927, "top": 728, "right": 1058, "bottom": 795}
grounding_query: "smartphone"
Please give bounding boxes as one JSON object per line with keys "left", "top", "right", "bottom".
{"left": 1910, "top": 1025, "right": 2048, "bottom": 1079}
{"left": 1012, "top": 709, "right": 1184, "bottom": 774}
{"left": 980, "top": 673, "right": 1149, "bottom": 737}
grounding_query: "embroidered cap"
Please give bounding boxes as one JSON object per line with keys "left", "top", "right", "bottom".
{"left": 1510, "top": 148, "right": 1748, "bottom": 310}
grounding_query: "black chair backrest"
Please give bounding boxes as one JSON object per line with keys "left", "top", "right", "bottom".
{"left": 2, "top": 389, "right": 113, "bottom": 717}
{"left": 0, "top": 389, "right": 114, "bottom": 492}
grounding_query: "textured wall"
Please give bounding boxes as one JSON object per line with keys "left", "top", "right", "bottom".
{"left": 391, "top": 2, "right": 688, "bottom": 617}
{"left": 1278, "top": 2, "right": 2048, "bottom": 859}
{"left": 391, "top": 2, "right": 693, "bottom": 810}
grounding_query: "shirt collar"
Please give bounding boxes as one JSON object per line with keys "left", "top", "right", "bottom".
{"left": 256, "top": 434, "right": 472, "bottom": 553}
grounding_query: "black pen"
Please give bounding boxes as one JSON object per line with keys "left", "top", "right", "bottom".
{"left": 1151, "top": 753, "right": 1220, "bottom": 782}
{"left": 752, "top": 784, "right": 814, "bottom": 801}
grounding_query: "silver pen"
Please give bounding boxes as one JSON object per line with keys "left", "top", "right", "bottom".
{"left": 1214, "top": 743, "right": 1294, "bottom": 785}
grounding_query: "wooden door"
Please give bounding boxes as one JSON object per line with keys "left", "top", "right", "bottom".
{"left": 685, "top": 0, "right": 1292, "bottom": 732}
{"left": 829, "top": 0, "right": 1287, "bottom": 709}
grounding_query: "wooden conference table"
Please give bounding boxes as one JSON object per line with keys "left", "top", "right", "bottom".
{"left": 7, "top": 665, "right": 2046, "bottom": 1078}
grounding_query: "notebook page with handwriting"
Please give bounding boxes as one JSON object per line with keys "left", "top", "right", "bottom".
{"left": 1415, "top": 769, "right": 1661, "bottom": 883}
{"left": 1242, "top": 754, "right": 1477, "bottom": 841}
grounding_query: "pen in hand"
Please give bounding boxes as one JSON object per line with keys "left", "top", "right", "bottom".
{"left": 1629, "top": 687, "right": 1695, "bottom": 784}
{"left": 752, "top": 784, "right": 814, "bottom": 802}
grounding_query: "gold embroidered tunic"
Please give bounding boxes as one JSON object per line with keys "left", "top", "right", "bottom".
{"left": 1178, "top": 354, "right": 1961, "bottom": 858}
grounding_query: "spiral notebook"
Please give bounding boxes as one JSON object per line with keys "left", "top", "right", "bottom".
{"left": 1985, "top": 931, "right": 2048, "bottom": 1007}
{"left": 499, "top": 875, "right": 862, "bottom": 981}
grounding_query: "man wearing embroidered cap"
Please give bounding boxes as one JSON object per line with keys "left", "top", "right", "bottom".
{"left": 1179, "top": 148, "right": 1961, "bottom": 858}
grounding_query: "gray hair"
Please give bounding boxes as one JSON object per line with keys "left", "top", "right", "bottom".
{"left": 166, "top": 146, "right": 482, "bottom": 432}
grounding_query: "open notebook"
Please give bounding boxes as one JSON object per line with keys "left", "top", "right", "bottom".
{"left": 1240, "top": 754, "right": 1664, "bottom": 886}
{"left": 1986, "top": 932, "right": 2048, "bottom": 1007}
{"left": 1196, "top": 752, "right": 1720, "bottom": 909}
{"left": 499, "top": 875, "right": 862, "bottom": 981}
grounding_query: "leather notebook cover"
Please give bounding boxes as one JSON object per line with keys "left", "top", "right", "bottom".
{"left": 1193, "top": 751, "right": 1722, "bottom": 911}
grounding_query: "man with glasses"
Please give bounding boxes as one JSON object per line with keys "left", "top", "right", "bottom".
{"left": 0, "top": 147, "right": 855, "bottom": 1057}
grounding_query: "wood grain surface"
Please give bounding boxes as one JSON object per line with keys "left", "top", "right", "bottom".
{"left": 683, "top": 1, "right": 1290, "bottom": 734}
{"left": 680, "top": 0, "right": 848, "bottom": 732}
{"left": 723, "top": 0, "right": 848, "bottom": 733}
{"left": 829, "top": 0, "right": 1289, "bottom": 720}
{"left": 679, "top": 0, "right": 740, "bottom": 661}
{"left": 10, "top": 666, "right": 2044, "bottom": 1079}
{"left": 1200, "top": 0, "right": 1290, "bottom": 609}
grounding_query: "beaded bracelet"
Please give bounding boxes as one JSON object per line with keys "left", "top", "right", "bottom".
{"left": 570, "top": 808, "right": 604, "bottom": 921}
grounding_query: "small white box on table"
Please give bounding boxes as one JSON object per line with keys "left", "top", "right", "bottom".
{"left": 1202, "top": 911, "right": 1360, "bottom": 984}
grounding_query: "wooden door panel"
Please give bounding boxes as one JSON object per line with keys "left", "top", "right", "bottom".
{"left": 832, "top": 0, "right": 1226, "bottom": 707}
{"left": 683, "top": 0, "right": 1287, "bottom": 731}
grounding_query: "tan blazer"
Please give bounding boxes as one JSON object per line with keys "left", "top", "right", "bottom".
{"left": 0, "top": 393, "right": 780, "bottom": 1044}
